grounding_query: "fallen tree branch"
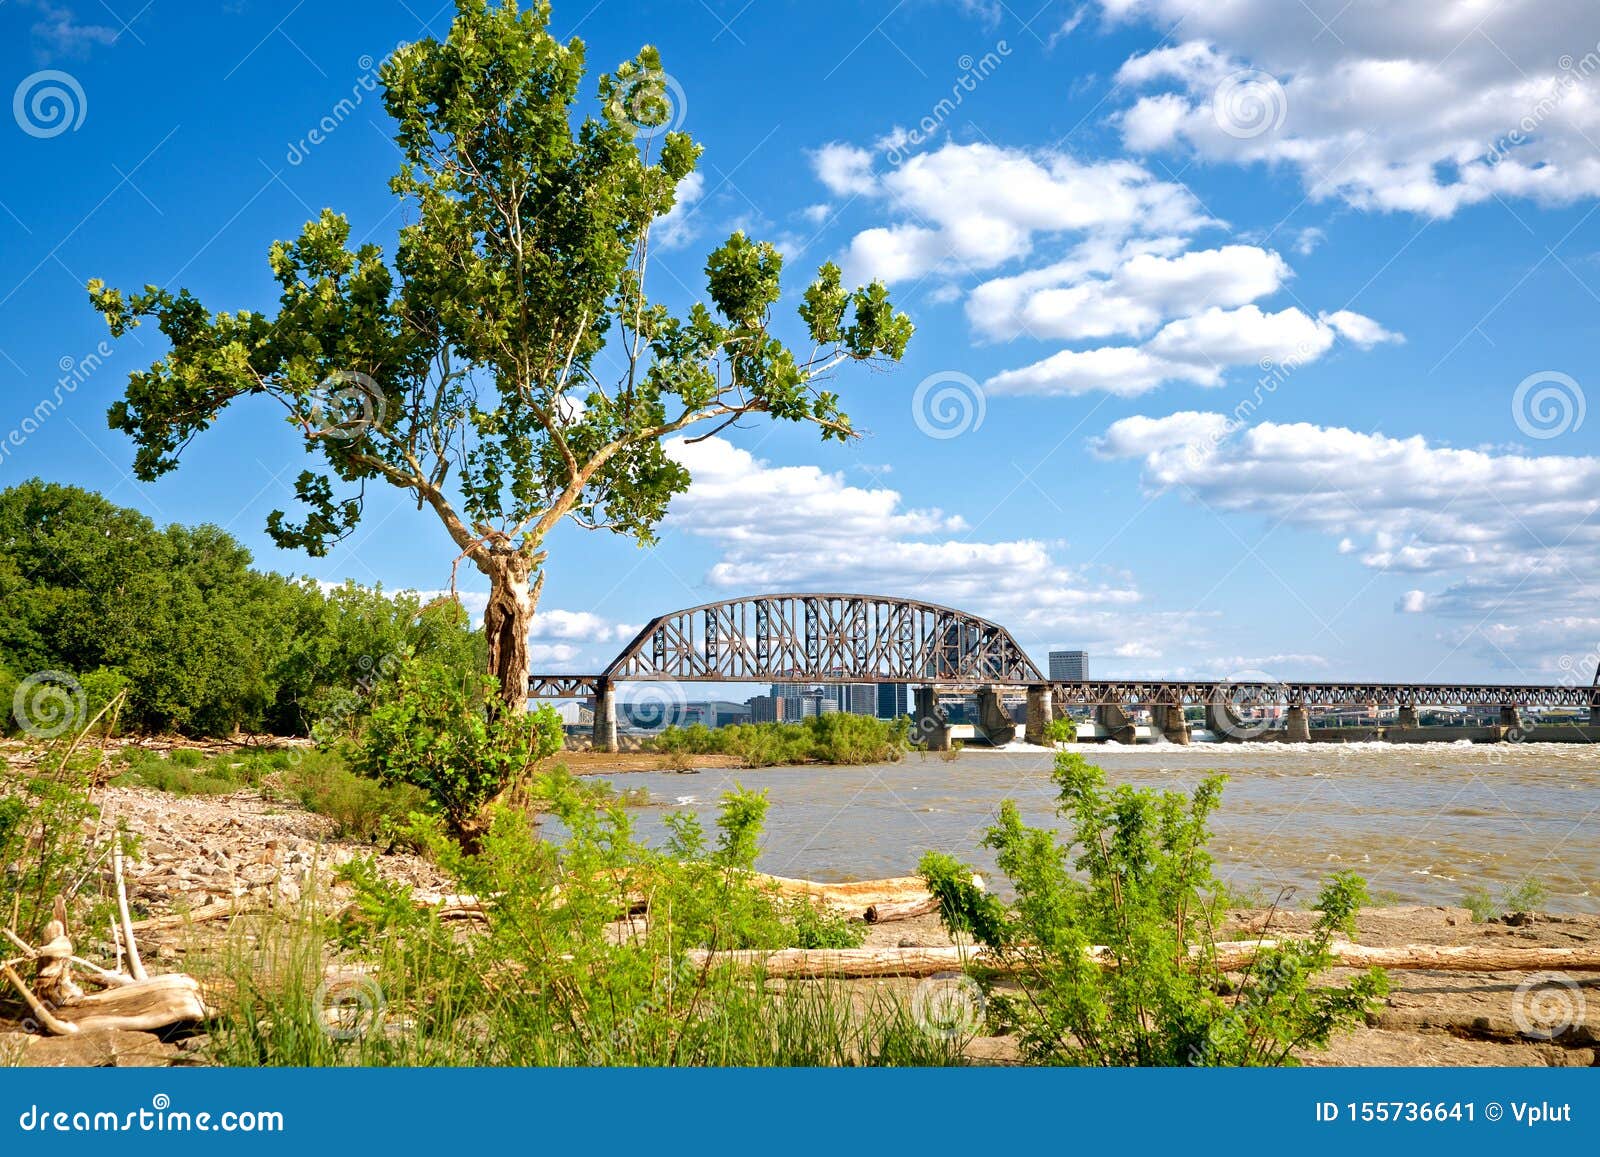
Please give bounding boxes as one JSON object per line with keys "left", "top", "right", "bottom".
{"left": 2, "top": 857, "right": 212, "bottom": 1036}
{"left": 401, "top": 871, "right": 974, "bottom": 925}
{"left": 685, "top": 940, "right": 1600, "bottom": 979}
{"left": 129, "top": 900, "right": 253, "bottom": 934}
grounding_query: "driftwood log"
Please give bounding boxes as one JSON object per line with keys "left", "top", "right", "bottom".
{"left": 1, "top": 839, "right": 210, "bottom": 1036}
{"left": 686, "top": 940, "right": 1600, "bottom": 979}
{"left": 407, "top": 871, "right": 970, "bottom": 926}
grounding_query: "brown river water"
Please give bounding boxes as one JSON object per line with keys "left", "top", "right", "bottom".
{"left": 603, "top": 742, "right": 1600, "bottom": 914}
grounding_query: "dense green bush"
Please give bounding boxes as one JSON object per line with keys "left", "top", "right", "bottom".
{"left": 348, "top": 657, "right": 563, "bottom": 843}
{"left": 0, "top": 481, "right": 481, "bottom": 737}
{"left": 919, "top": 751, "right": 1387, "bottom": 1066}
{"left": 652, "top": 713, "right": 911, "bottom": 767}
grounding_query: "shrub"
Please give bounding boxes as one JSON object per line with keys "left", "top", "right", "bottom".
{"left": 919, "top": 751, "right": 1387, "bottom": 1066}
{"left": 1045, "top": 716, "right": 1077, "bottom": 744}
{"left": 347, "top": 657, "right": 562, "bottom": 845}
{"left": 1462, "top": 876, "right": 1549, "bottom": 923}
{"left": 652, "top": 715, "right": 912, "bottom": 768}
{"left": 280, "top": 758, "right": 430, "bottom": 844}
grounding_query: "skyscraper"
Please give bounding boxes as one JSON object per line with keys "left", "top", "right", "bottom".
{"left": 1049, "top": 650, "right": 1089, "bottom": 680}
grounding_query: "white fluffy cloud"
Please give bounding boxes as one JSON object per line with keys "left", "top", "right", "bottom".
{"left": 660, "top": 435, "right": 1212, "bottom": 664}
{"left": 813, "top": 141, "right": 1213, "bottom": 284}
{"left": 985, "top": 303, "right": 1392, "bottom": 397}
{"left": 1092, "top": 411, "right": 1600, "bottom": 670}
{"left": 653, "top": 171, "right": 706, "bottom": 250}
{"left": 811, "top": 138, "right": 1396, "bottom": 397}
{"left": 969, "top": 242, "right": 1293, "bottom": 341}
{"left": 527, "top": 610, "right": 640, "bottom": 643}
{"left": 1103, "top": 0, "right": 1600, "bottom": 217}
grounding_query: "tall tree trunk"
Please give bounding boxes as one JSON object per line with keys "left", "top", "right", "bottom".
{"left": 481, "top": 544, "right": 536, "bottom": 713}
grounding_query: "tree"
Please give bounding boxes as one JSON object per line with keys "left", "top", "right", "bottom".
{"left": 90, "top": 0, "right": 913, "bottom": 710}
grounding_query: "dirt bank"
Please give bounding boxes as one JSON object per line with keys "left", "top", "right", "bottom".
{"left": 3, "top": 780, "right": 1595, "bottom": 1067}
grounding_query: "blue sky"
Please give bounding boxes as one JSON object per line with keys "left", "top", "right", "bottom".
{"left": 4, "top": 0, "right": 1600, "bottom": 686}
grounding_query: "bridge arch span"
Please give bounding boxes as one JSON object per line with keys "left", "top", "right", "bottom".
{"left": 599, "top": 592, "right": 1042, "bottom": 686}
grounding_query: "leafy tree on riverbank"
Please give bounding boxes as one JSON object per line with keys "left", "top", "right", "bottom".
{"left": 90, "top": 0, "right": 913, "bottom": 714}
{"left": 0, "top": 481, "right": 478, "bottom": 737}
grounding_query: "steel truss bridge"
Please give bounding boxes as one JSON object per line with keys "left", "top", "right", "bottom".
{"left": 528, "top": 593, "right": 1600, "bottom": 711}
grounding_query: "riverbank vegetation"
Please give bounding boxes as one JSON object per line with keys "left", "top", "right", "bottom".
{"left": 0, "top": 482, "right": 482, "bottom": 739}
{"left": 5, "top": 700, "right": 1396, "bottom": 1066}
{"left": 918, "top": 752, "right": 1388, "bottom": 1066}
{"left": 652, "top": 715, "right": 913, "bottom": 768}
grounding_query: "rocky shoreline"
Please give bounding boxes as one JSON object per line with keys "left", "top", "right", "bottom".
{"left": 3, "top": 779, "right": 1596, "bottom": 1067}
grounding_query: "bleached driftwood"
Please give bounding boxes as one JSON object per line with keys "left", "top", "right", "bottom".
{"left": 403, "top": 871, "right": 975, "bottom": 925}
{"left": 129, "top": 899, "right": 250, "bottom": 934}
{"left": 686, "top": 940, "right": 1600, "bottom": 979}
{"left": 864, "top": 896, "right": 941, "bottom": 924}
{"left": 1, "top": 838, "right": 210, "bottom": 1036}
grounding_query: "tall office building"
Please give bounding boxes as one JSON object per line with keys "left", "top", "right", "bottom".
{"left": 843, "top": 683, "right": 877, "bottom": 716}
{"left": 747, "top": 695, "right": 784, "bottom": 723}
{"left": 876, "top": 682, "right": 909, "bottom": 720}
{"left": 1049, "top": 650, "right": 1089, "bottom": 681}
{"left": 771, "top": 681, "right": 809, "bottom": 721}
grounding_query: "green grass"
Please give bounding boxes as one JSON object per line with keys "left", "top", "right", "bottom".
{"left": 199, "top": 899, "right": 962, "bottom": 1068}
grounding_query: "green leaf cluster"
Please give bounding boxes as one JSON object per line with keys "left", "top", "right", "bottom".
{"left": 919, "top": 751, "right": 1388, "bottom": 1066}
{"left": 0, "top": 480, "right": 481, "bottom": 737}
{"left": 91, "top": 0, "right": 913, "bottom": 586}
{"left": 346, "top": 655, "right": 563, "bottom": 838}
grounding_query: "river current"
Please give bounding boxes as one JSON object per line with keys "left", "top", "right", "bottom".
{"left": 605, "top": 741, "right": 1600, "bottom": 913}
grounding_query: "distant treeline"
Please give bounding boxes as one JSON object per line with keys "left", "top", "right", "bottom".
{"left": 0, "top": 480, "right": 482, "bottom": 737}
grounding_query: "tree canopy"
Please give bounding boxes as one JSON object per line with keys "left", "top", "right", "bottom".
{"left": 89, "top": 0, "right": 913, "bottom": 709}
{"left": 0, "top": 480, "right": 479, "bottom": 736}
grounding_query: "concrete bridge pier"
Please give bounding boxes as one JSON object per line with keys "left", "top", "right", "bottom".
{"left": 1023, "top": 684, "right": 1055, "bottom": 746}
{"left": 1285, "top": 705, "right": 1311, "bottom": 742}
{"left": 1394, "top": 704, "right": 1419, "bottom": 730}
{"left": 915, "top": 685, "right": 951, "bottom": 752}
{"left": 1204, "top": 699, "right": 1242, "bottom": 741}
{"left": 975, "top": 685, "right": 1017, "bottom": 745}
{"left": 1592, "top": 702, "right": 1600, "bottom": 727}
{"left": 1152, "top": 704, "right": 1190, "bottom": 745}
{"left": 1094, "top": 703, "right": 1138, "bottom": 745}
{"left": 1498, "top": 704, "right": 1523, "bottom": 740}
{"left": 592, "top": 678, "right": 618, "bottom": 753}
